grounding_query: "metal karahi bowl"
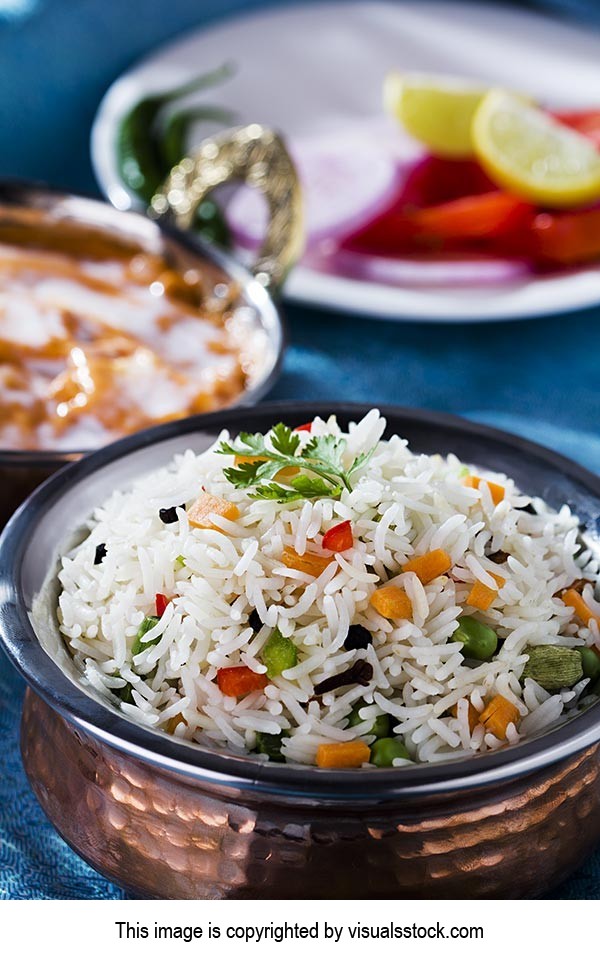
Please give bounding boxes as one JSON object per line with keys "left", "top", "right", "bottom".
{"left": 0, "top": 125, "right": 302, "bottom": 525}
{"left": 1, "top": 403, "right": 600, "bottom": 898}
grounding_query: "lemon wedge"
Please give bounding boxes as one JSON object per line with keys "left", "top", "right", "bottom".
{"left": 472, "top": 89, "right": 600, "bottom": 207}
{"left": 383, "top": 71, "right": 487, "bottom": 158}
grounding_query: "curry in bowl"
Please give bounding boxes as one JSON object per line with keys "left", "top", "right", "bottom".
{"left": 0, "top": 204, "right": 271, "bottom": 452}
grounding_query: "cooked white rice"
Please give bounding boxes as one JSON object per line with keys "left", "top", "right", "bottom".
{"left": 56, "top": 410, "right": 600, "bottom": 766}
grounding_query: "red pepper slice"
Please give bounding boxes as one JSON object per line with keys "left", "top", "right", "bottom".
{"left": 216, "top": 665, "right": 268, "bottom": 698}
{"left": 322, "top": 520, "right": 354, "bottom": 553}
{"left": 155, "top": 593, "right": 169, "bottom": 618}
{"left": 294, "top": 421, "right": 313, "bottom": 432}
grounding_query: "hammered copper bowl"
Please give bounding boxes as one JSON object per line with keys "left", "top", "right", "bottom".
{"left": 0, "top": 125, "right": 302, "bottom": 525}
{"left": 1, "top": 403, "right": 600, "bottom": 899}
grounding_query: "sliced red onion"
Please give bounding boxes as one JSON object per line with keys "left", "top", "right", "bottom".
{"left": 227, "top": 125, "right": 412, "bottom": 250}
{"left": 306, "top": 246, "right": 533, "bottom": 288}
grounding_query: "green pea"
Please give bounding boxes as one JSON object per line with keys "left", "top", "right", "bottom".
{"left": 262, "top": 628, "right": 298, "bottom": 678}
{"left": 370, "top": 737, "right": 411, "bottom": 767}
{"left": 452, "top": 615, "right": 498, "bottom": 660}
{"left": 347, "top": 699, "right": 391, "bottom": 738}
{"left": 575, "top": 646, "right": 600, "bottom": 683}
{"left": 131, "top": 615, "right": 161, "bottom": 656}
{"left": 255, "top": 732, "right": 286, "bottom": 762}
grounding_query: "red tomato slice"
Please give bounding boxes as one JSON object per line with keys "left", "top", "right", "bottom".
{"left": 409, "top": 192, "right": 533, "bottom": 239}
{"left": 322, "top": 520, "right": 354, "bottom": 553}
{"left": 528, "top": 209, "right": 600, "bottom": 265}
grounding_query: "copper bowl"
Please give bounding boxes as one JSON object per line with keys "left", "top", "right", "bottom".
{"left": 1, "top": 403, "right": 600, "bottom": 898}
{"left": 0, "top": 125, "right": 303, "bottom": 525}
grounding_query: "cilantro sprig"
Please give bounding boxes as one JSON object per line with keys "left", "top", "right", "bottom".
{"left": 216, "top": 422, "right": 375, "bottom": 503}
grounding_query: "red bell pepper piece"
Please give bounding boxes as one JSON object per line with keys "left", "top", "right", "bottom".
{"left": 155, "top": 593, "right": 169, "bottom": 618}
{"left": 216, "top": 665, "right": 268, "bottom": 698}
{"left": 322, "top": 520, "right": 354, "bottom": 553}
{"left": 553, "top": 109, "right": 600, "bottom": 149}
{"left": 294, "top": 421, "right": 313, "bottom": 432}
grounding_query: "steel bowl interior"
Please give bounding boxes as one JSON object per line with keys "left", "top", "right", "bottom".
{"left": 1, "top": 402, "right": 600, "bottom": 803}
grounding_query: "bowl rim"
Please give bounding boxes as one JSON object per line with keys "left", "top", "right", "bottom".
{"left": 2, "top": 400, "right": 600, "bottom": 802}
{"left": 0, "top": 178, "right": 286, "bottom": 467}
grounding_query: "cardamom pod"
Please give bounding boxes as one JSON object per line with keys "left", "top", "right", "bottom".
{"left": 522, "top": 645, "right": 583, "bottom": 691}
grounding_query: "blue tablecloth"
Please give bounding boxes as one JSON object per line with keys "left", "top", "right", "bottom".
{"left": 1, "top": 0, "right": 600, "bottom": 900}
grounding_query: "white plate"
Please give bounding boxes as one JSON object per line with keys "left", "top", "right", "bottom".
{"left": 92, "top": 0, "right": 600, "bottom": 322}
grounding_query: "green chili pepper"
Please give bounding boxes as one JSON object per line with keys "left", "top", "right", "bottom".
{"left": 347, "top": 698, "right": 391, "bottom": 738}
{"left": 132, "top": 615, "right": 161, "bottom": 656}
{"left": 161, "top": 104, "right": 236, "bottom": 170}
{"left": 161, "top": 106, "right": 236, "bottom": 247}
{"left": 370, "top": 737, "right": 411, "bottom": 767}
{"left": 255, "top": 731, "right": 286, "bottom": 762}
{"left": 262, "top": 628, "right": 298, "bottom": 678}
{"left": 116, "top": 63, "right": 233, "bottom": 204}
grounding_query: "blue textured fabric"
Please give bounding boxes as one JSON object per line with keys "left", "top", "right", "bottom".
{"left": 1, "top": 0, "right": 600, "bottom": 900}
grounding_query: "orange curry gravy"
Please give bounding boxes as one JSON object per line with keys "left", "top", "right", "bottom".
{"left": 0, "top": 217, "right": 257, "bottom": 450}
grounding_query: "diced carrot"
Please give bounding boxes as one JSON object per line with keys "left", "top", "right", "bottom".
{"left": 370, "top": 585, "right": 412, "bottom": 620}
{"left": 562, "top": 588, "right": 600, "bottom": 630}
{"left": 450, "top": 700, "right": 480, "bottom": 733}
{"left": 463, "top": 475, "right": 505, "bottom": 506}
{"left": 188, "top": 491, "right": 240, "bottom": 530}
{"left": 467, "top": 573, "right": 506, "bottom": 611}
{"left": 479, "top": 695, "right": 519, "bottom": 740}
{"left": 322, "top": 520, "right": 353, "bottom": 553}
{"left": 216, "top": 666, "right": 267, "bottom": 698}
{"left": 402, "top": 548, "right": 452, "bottom": 584}
{"left": 233, "top": 454, "right": 298, "bottom": 481}
{"left": 316, "top": 741, "right": 371, "bottom": 769}
{"left": 281, "top": 546, "right": 332, "bottom": 577}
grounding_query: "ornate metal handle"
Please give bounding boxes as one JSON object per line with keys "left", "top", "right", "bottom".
{"left": 151, "top": 124, "right": 304, "bottom": 290}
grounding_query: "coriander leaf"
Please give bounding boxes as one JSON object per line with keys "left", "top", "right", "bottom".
{"left": 238, "top": 431, "right": 269, "bottom": 453}
{"left": 349, "top": 444, "right": 377, "bottom": 477}
{"left": 303, "top": 434, "right": 346, "bottom": 469}
{"left": 250, "top": 483, "right": 304, "bottom": 503}
{"left": 223, "top": 461, "right": 264, "bottom": 486}
{"left": 250, "top": 475, "right": 341, "bottom": 503}
{"left": 288, "top": 475, "right": 339, "bottom": 498}
{"left": 270, "top": 422, "right": 300, "bottom": 456}
{"left": 216, "top": 432, "right": 267, "bottom": 458}
{"left": 217, "top": 422, "right": 372, "bottom": 502}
